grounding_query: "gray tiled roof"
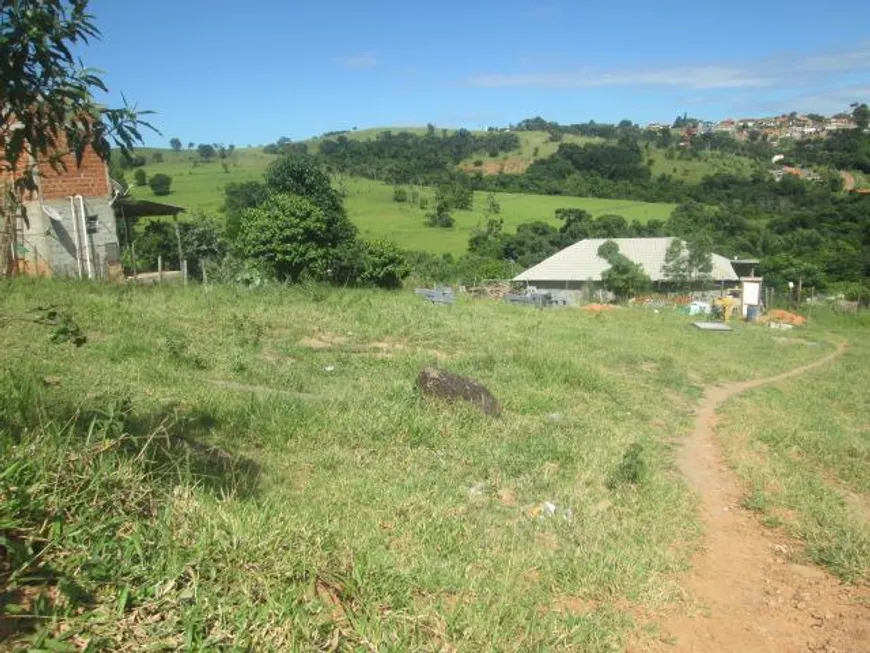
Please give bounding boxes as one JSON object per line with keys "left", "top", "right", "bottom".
{"left": 513, "top": 238, "right": 738, "bottom": 283}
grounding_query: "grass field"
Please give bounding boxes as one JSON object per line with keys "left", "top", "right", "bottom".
{"left": 645, "top": 146, "right": 761, "bottom": 183}
{"left": 129, "top": 148, "right": 676, "bottom": 256}
{"left": 3, "top": 280, "right": 863, "bottom": 650}
{"left": 716, "top": 314, "right": 870, "bottom": 582}
{"left": 343, "top": 177, "right": 675, "bottom": 255}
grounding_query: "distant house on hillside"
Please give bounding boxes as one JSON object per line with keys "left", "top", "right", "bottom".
{"left": 513, "top": 237, "right": 738, "bottom": 304}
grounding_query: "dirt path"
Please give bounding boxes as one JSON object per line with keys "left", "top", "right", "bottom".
{"left": 655, "top": 342, "right": 870, "bottom": 652}
{"left": 841, "top": 171, "right": 856, "bottom": 191}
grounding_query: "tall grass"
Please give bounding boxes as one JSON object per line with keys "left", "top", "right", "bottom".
{"left": 0, "top": 279, "right": 854, "bottom": 650}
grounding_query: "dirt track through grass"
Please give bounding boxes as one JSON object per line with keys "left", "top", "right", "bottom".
{"left": 658, "top": 342, "right": 870, "bottom": 652}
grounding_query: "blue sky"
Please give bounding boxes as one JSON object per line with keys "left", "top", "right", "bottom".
{"left": 85, "top": 0, "right": 870, "bottom": 147}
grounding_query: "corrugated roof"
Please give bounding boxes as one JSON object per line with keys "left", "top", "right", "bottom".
{"left": 513, "top": 237, "right": 738, "bottom": 283}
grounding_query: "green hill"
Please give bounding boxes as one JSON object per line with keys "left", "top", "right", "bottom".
{"left": 128, "top": 145, "right": 675, "bottom": 256}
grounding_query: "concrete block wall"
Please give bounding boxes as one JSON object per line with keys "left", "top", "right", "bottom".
{"left": 22, "top": 196, "right": 120, "bottom": 279}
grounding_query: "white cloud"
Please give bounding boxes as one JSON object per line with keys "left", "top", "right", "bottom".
{"left": 337, "top": 53, "right": 378, "bottom": 70}
{"left": 467, "top": 42, "right": 870, "bottom": 91}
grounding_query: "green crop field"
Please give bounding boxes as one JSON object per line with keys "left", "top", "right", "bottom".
{"left": 4, "top": 280, "right": 866, "bottom": 650}
{"left": 129, "top": 147, "right": 676, "bottom": 256}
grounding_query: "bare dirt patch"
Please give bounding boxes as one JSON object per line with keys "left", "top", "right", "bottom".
{"left": 766, "top": 309, "right": 807, "bottom": 326}
{"left": 651, "top": 342, "right": 870, "bottom": 652}
{"left": 581, "top": 304, "right": 618, "bottom": 313}
{"left": 461, "top": 157, "right": 529, "bottom": 175}
{"left": 299, "top": 333, "right": 348, "bottom": 349}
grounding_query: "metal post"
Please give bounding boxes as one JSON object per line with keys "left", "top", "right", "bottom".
{"left": 158, "top": 255, "right": 163, "bottom": 283}
{"left": 182, "top": 259, "right": 188, "bottom": 285}
{"left": 131, "top": 241, "right": 138, "bottom": 280}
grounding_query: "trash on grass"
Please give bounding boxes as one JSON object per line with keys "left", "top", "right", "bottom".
{"left": 692, "top": 321, "right": 733, "bottom": 332}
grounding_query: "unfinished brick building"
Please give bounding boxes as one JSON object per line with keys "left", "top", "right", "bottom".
{"left": 2, "top": 145, "right": 122, "bottom": 279}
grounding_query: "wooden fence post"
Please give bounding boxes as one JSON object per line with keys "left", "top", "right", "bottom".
{"left": 183, "top": 259, "right": 188, "bottom": 285}
{"left": 158, "top": 255, "right": 163, "bottom": 283}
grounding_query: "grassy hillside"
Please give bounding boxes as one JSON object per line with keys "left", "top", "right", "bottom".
{"left": 4, "top": 280, "right": 862, "bottom": 650}
{"left": 343, "top": 177, "right": 674, "bottom": 255}
{"left": 129, "top": 148, "right": 675, "bottom": 256}
{"left": 645, "top": 145, "right": 762, "bottom": 182}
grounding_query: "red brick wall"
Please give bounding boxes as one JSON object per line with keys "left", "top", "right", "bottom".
{"left": 36, "top": 146, "right": 110, "bottom": 200}
{"left": 0, "top": 141, "right": 109, "bottom": 201}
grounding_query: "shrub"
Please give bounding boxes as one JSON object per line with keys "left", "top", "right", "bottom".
{"left": 151, "top": 152, "right": 163, "bottom": 163}
{"left": 238, "top": 194, "right": 354, "bottom": 282}
{"left": 359, "top": 240, "right": 410, "bottom": 289}
{"left": 265, "top": 155, "right": 347, "bottom": 221}
{"left": 425, "top": 200, "right": 455, "bottom": 228}
{"left": 392, "top": 187, "right": 408, "bottom": 203}
{"left": 133, "top": 168, "right": 147, "bottom": 187}
{"left": 148, "top": 173, "right": 172, "bottom": 196}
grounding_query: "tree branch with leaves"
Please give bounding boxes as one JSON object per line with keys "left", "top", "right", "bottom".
{"left": 1, "top": 0, "right": 155, "bottom": 194}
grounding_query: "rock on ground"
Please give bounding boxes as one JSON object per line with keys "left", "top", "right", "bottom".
{"left": 416, "top": 367, "right": 501, "bottom": 416}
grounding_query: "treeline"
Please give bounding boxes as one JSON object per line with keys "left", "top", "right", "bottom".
{"left": 317, "top": 126, "right": 520, "bottom": 183}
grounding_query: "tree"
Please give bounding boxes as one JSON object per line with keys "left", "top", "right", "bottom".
{"left": 238, "top": 194, "right": 353, "bottom": 282}
{"left": 662, "top": 236, "right": 713, "bottom": 289}
{"left": 1, "top": 1, "right": 151, "bottom": 194}
{"left": 662, "top": 238, "right": 690, "bottom": 287}
{"left": 188, "top": 141, "right": 195, "bottom": 150}
{"left": 851, "top": 102, "right": 870, "bottom": 131}
{"left": 359, "top": 240, "right": 410, "bottom": 289}
{"left": 265, "top": 155, "right": 348, "bottom": 224}
{"left": 686, "top": 234, "right": 713, "bottom": 283}
{"left": 597, "top": 240, "right": 651, "bottom": 301}
{"left": 170, "top": 138, "right": 182, "bottom": 152}
{"left": 197, "top": 144, "right": 216, "bottom": 160}
{"left": 222, "top": 180, "right": 270, "bottom": 239}
{"left": 133, "top": 168, "right": 147, "bottom": 187}
{"left": 486, "top": 192, "right": 501, "bottom": 216}
{"left": 468, "top": 218, "right": 505, "bottom": 258}
{"left": 151, "top": 151, "right": 163, "bottom": 163}
{"left": 425, "top": 200, "right": 455, "bottom": 228}
{"left": 149, "top": 173, "right": 172, "bottom": 196}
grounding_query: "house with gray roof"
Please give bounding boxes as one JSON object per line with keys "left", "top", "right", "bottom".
{"left": 513, "top": 237, "right": 738, "bottom": 304}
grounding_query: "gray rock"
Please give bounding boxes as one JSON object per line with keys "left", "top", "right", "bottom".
{"left": 416, "top": 367, "right": 501, "bottom": 416}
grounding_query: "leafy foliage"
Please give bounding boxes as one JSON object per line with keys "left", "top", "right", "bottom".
{"left": 358, "top": 240, "right": 411, "bottom": 289}
{"left": 197, "top": 144, "right": 216, "bottom": 161}
{"left": 662, "top": 237, "right": 713, "bottom": 289}
{"left": 425, "top": 200, "right": 455, "bottom": 228}
{"left": 318, "top": 128, "right": 520, "bottom": 183}
{"left": 597, "top": 240, "right": 651, "bottom": 301}
{"left": 0, "top": 0, "right": 153, "bottom": 192}
{"left": 265, "top": 155, "right": 348, "bottom": 224}
{"left": 238, "top": 194, "right": 354, "bottom": 283}
{"left": 148, "top": 173, "right": 172, "bottom": 196}
{"left": 222, "top": 180, "right": 270, "bottom": 239}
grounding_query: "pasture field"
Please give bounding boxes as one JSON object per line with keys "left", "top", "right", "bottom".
{"left": 342, "top": 177, "right": 675, "bottom": 255}
{"left": 130, "top": 150, "right": 676, "bottom": 256}
{"left": 716, "top": 315, "right": 870, "bottom": 582}
{"left": 3, "top": 280, "right": 866, "bottom": 650}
